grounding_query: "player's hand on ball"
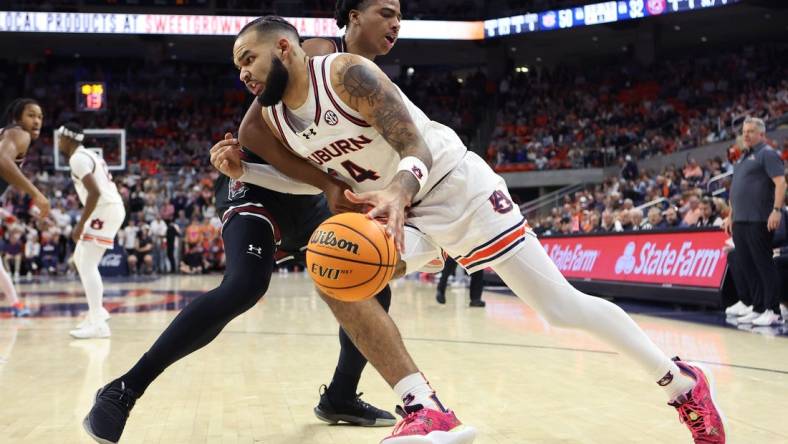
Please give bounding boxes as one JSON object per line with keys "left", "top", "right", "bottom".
{"left": 324, "top": 179, "right": 364, "bottom": 214}
{"left": 210, "top": 133, "right": 244, "bottom": 179}
{"left": 32, "top": 193, "right": 50, "bottom": 218}
{"left": 344, "top": 186, "right": 408, "bottom": 252}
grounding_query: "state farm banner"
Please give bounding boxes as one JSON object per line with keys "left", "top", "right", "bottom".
{"left": 540, "top": 230, "right": 728, "bottom": 288}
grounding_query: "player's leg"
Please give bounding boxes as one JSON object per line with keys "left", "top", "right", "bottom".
{"left": 69, "top": 240, "right": 112, "bottom": 339}
{"left": 82, "top": 215, "right": 275, "bottom": 444}
{"left": 492, "top": 234, "right": 724, "bottom": 442}
{"left": 435, "top": 257, "right": 458, "bottom": 304}
{"left": 315, "top": 285, "right": 396, "bottom": 426}
{"left": 319, "top": 227, "right": 476, "bottom": 443}
{"left": 0, "top": 258, "right": 28, "bottom": 317}
{"left": 467, "top": 270, "right": 485, "bottom": 307}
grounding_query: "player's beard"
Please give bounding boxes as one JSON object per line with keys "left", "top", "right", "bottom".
{"left": 257, "top": 56, "right": 289, "bottom": 107}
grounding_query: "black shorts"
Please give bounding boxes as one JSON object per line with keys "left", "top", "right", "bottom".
{"left": 220, "top": 196, "right": 332, "bottom": 262}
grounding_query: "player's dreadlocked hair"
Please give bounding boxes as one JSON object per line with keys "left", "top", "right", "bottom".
{"left": 237, "top": 15, "right": 300, "bottom": 40}
{"left": 335, "top": 0, "right": 372, "bottom": 29}
{"left": 2, "top": 98, "right": 38, "bottom": 129}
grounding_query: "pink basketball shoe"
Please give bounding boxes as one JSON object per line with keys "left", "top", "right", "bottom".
{"left": 670, "top": 358, "right": 726, "bottom": 443}
{"left": 380, "top": 405, "right": 476, "bottom": 444}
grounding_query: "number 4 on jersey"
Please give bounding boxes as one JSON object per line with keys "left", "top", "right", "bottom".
{"left": 341, "top": 160, "right": 380, "bottom": 183}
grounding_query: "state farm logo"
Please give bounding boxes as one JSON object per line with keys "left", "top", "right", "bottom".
{"left": 545, "top": 243, "right": 600, "bottom": 272}
{"left": 615, "top": 241, "right": 722, "bottom": 278}
{"left": 99, "top": 253, "right": 123, "bottom": 267}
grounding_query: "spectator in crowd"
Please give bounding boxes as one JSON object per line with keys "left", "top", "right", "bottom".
{"left": 696, "top": 198, "right": 723, "bottom": 227}
{"left": 166, "top": 218, "right": 181, "bottom": 274}
{"left": 724, "top": 117, "right": 786, "bottom": 326}
{"left": 149, "top": 214, "right": 168, "bottom": 273}
{"left": 599, "top": 210, "right": 622, "bottom": 232}
{"left": 663, "top": 207, "right": 683, "bottom": 229}
{"left": 683, "top": 158, "right": 704, "bottom": 183}
{"left": 558, "top": 216, "right": 574, "bottom": 234}
{"left": 122, "top": 219, "right": 141, "bottom": 274}
{"left": 135, "top": 226, "right": 155, "bottom": 275}
{"left": 23, "top": 233, "right": 40, "bottom": 277}
{"left": 681, "top": 194, "right": 703, "bottom": 226}
{"left": 642, "top": 207, "right": 665, "bottom": 230}
{"left": 618, "top": 210, "right": 635, "bottom": 231}
{"left": 630, "top": 209, "right": 644, "bottom": 230}
{"left": 40, "top": 233, "right": 58, "bottom": 274}
{"left": 4, "top": 233, "right": 24, "bottom": 279}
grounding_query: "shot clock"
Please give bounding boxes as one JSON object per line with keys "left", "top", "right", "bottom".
{"left": 76, "top": 82, "right": 106, "bottom": 112}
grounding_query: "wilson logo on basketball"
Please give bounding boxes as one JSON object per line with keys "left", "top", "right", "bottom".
{"left": 310, "top": 263, "right": 352, "bottom": 281}
{"left": 310, "top": 229, "right": 360, "bottom": 255}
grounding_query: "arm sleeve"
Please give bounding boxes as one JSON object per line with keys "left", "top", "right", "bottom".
{"left": 762, "top": 149, "right": 785, "bottom": 178}
{"left": 69, "top": 152, "right": 95, "bottom": 180}
{"left": 239, "top": 162, "right": 322, "bottom": 195}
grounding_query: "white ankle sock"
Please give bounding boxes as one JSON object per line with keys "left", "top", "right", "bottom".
{"left": 393, "top": 372, "right": 445, "bottom": 411}
{"left": 658, "top": 361, "right": 696, "bottom": 401}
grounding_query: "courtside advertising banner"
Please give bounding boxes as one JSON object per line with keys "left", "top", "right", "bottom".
{"left": 540, "top": 230, "right": 728, "bottom": 288}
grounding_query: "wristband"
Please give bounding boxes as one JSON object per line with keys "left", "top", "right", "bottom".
{"left": 397, "top": 156, "right": 428, "bottom": 192}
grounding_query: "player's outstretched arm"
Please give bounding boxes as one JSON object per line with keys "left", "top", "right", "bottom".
{"left": 210, "top": 133, "right": 322, "bottom": 195}
{"left": 0, "top": 128, "right": 49, "bottom": 217}
{"left": 331, "top": 54, "right": 433, "bottom": 251}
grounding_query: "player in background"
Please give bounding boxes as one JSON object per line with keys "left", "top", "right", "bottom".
{"left": 0, "top": 98, "right": 49, "bottom": 317}
{"left": 57, "top": 123, "right": 126, "bottom": 339}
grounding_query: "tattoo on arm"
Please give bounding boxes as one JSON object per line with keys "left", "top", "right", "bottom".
{"left": 336, "top": 61, "right": 431, "bottom": 166}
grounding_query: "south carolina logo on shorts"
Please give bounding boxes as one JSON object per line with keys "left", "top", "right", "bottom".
{"left": 90, "top": 218, "right": 104, "bottom": 230}
{"left": 228, "top": 179, "right": 248, "bottom": 200}
{"left": 324, "top": 110, "right": 339, "bottom": 126}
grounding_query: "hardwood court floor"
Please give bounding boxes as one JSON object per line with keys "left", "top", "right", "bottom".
{"left": 0, "top": 274, "right": 785, "bottom": 443}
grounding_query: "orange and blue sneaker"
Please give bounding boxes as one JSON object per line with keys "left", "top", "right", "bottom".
{"left": 380, "top": 404, "right": 476, "bottom": 444}
{"left": 669, "top": 358, "right": 726, "bottom": 443}
{"left": 11, "top": 302, "right": 30, "bottom": 317}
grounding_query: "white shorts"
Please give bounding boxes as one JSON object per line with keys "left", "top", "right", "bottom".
{"left": 403, "top": 152, "right": 529, "bottom": 274}
{"left": 81, "top": 203, "right": 125, "bottom": 249}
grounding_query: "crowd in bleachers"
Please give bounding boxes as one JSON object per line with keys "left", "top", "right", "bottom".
{"left": 486, "top": 47, "right": 788, "bottom": 172}
{"left": 2, "top": 43, "right": 787, "bottom": 276}
{"left": 530, "top": 134, "right": 788, "bottom": 237}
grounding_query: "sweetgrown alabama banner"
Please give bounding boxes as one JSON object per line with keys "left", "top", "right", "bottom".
{"left": 539, "top": 230, "right": 728, "bottom": 288}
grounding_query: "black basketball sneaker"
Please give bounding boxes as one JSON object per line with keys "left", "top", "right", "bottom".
{"left": 83, "top": 379, "right": 138, "bottom": 443}
{"left": 314, "top": 384, "right": 396, "bottom": 427}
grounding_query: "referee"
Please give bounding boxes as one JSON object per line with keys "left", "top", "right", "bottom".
{"left": 724, "top": 117, "right": 786, "bottom": 326}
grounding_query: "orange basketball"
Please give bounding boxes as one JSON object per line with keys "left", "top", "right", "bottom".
{"left": 306, "top": 212, "right": 397, "bottom": 302}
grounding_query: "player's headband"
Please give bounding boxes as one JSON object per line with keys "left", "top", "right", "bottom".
{"left": 55, "top": 125, "right": 84, "bottom": 142}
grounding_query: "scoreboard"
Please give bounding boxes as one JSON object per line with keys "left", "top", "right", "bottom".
{"left": 76, "top": 82, "right": 106, "bottom": 112}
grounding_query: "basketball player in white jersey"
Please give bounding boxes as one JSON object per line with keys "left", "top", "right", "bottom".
{"left": 57, "top": 123, "right": 125, "bottom": 339}
{"left": 0, "top": 98, "right": 50, "bottom": 317}
{"left": 222, "top": 17, "right": 726, "bottom": 443}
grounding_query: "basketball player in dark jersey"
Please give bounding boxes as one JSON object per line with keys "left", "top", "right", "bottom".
{"left": 83, "top": 3, "right": 402, "bottom": 442}
{"left": 0, "top": 98, "right": 49, "bottom": 317}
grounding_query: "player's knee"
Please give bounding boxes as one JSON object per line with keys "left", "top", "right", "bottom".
{"left": 221, "top": 273, "right": 271, "bottom": 310}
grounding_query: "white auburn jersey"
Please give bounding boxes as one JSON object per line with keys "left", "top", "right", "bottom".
{"left": 265, "top": 53, "right": 466, "bottom": 201}
{"left": 69, "top": 146, "right": 123, "bottom": 206}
